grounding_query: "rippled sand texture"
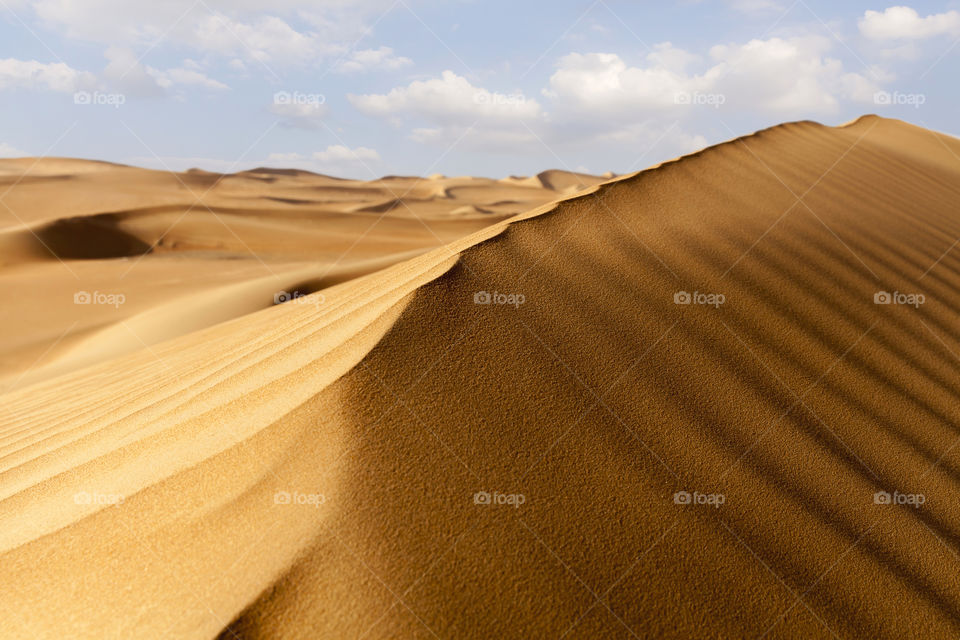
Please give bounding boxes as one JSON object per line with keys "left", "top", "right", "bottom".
{"left": 2, "top": 116, "right": 960, "bottom": 638}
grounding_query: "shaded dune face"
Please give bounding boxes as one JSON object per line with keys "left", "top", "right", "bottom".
{"left": 33, "top": 214, "right": 154, "bottom": 259}
{"left": 3, "top": 117, "right": 960, "bottom": 640}
{"left": 223, "top": 118, "right": 960, "bottom": 638}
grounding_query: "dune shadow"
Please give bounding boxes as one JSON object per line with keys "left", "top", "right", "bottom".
{"left": 32, "top": 214, "right": 153, "bottom": 260}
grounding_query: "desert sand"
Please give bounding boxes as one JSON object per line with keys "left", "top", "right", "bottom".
{"left": 0, "top": 162, "right": 606, "bottom": 389}
{"left": 2, "top": 115, "right": 960, "bottom": 638}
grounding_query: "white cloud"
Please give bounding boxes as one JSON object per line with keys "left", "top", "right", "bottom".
{"left": 28, "top": 0, "right": 392, "bottom": 66}
{"left": 0, "top": 58, "right": 95, "bottom": 92}
{"left": 545, "top": 37, "right": 880, "bottom": 118}
{"left": 346, "top": 34, "right": 886, "bottom": 158}
{"left": 268, "top": 101, "right": 329, "bottom": 129}
{"left": 349, "top": 71, "right": 543, "bottom": 151}
{"left": 348, "top": 67, "right": 709, "bottom": 157}
{"left": 148, "top": 66, "right": 229, "bottom": 90}
{"left": 544, "top": 52, "right": 715, "bottom": 114}
{"left": 859, "top": 6, "right": 960, "bottom": 40}
{"left": 102, "top": 47, "right": 227, "bottom": 97}
{"left": 336, "top": 46, "right": 413, "bottom": 73}
{"left": 0, "top": 142, "right": 28, "bottom": 157}
{"left": 395, "top": 36, "right": 878, "bottom": 155}
{"left": 644, "top": 42, "right": 701, "bottom": 73}
{"left": 102, "top": 46, "right": 163, "bottom": 97}
{"left": 32, "top": 0, "right": 189, "bottom": 42}
{"left": 190, "top": 13, "right": 330, "bottom": 64}
{"left": 878, "top": 42, "right": 921, "bottom": 60}
{"left": 707, "top": 36, "right": 880, "bottom": 110}
{"left": 350, "top": 70, "right": 542, "bottom": 124}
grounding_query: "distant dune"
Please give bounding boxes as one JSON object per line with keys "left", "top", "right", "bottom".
{"left": 0, "top": 163, "right": 599, "bottom": 389}
{"left": 3, "top": 116, "right": 960, "bottom": 638}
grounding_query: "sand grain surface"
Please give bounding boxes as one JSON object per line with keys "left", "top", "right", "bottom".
{"left": 2, "top": 116, "right": 960, "bottom": 639}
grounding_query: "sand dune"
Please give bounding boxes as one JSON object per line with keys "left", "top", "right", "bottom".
{"left": 0, "top": 162, "right": 598, "bottom": 390}
{"left": 3, "top": 116, "right": 960, "bottom": 638}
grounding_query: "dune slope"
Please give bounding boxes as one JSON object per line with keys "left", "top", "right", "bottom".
{"left": 0, "top": 162, "right": 599, "bottom": 390}
{"left": 3, "top": 116, "right": 960, "bottom": 638}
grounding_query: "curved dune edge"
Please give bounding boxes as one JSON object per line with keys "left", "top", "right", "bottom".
{"left": 0, "top": 162, "right": 605, "bottom": 391}
{"left": 0, "top": 159, "right": 620, "bottom": 532}
{"left": 0, "top": 157, "right": 620, "bottom": 637}
{"left": 3, "top": 114, "right": 960, "bottom": 638}
{"left": 223, "top": 115, "right": 960, "bottom": 638}
{"left": 0, "top": 258, "right": 461, "bottom": 638}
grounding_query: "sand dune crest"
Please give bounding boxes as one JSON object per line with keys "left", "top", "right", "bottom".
{"left": 3, "top": 117, "right": 960, "bottom": 638}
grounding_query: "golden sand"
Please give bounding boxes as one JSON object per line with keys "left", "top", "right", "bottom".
{"left": 2, "top": 116, "right": 960, "bottom": 638}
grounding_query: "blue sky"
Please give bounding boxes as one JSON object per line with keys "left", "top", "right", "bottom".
{"left": 1, "top": 0, "right": 957, "bottom": 178}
